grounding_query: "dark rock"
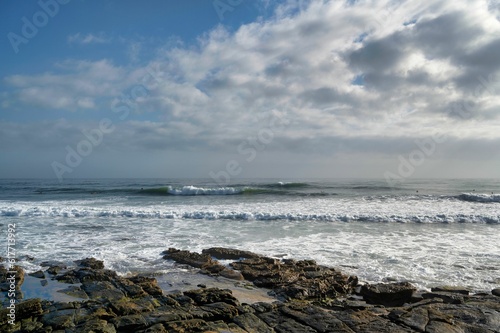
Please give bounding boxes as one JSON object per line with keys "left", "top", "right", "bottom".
{"left": 360, "top": 282, "right": 417, "bottom": 307}
{"left": 74, "top": 267, "right": 118, "bottom": 282}
{"left": 163, "top": 318, "right": 210, "bottom": 332}
{"left": 40, "top": 279, "right": 48, "bottom": 286}
{"left": 163, "top": 248, "right": 233, "bottom": 278}
{"left": 57, "top": 285, "right": 88, "bottom": 299}
{"left": 47, "top": 265, "right": 66, "bottom": 275}
{"left": 233, "top": 312, "right": 274, "bottom": 333}
{"left": 127, "top": 275, "right": 163, "bottom": 296}
{"left": 42, "top": 308, "right": 76, "bottom": 329}
{"left": 220, "top": 268, "right": 244, "bottom": 280}
{"left": 431, "top": 286, "right": 470, "bottom": 295}
{"left": 421, "top": 292, "right": 465, "bottom": 304}
{"left": 110, "top": 314, "right": 148, "bottom": 332}
{"left": 75, "top": 257, "right": 105, "bottom": 269}
{"left": 197, "top": 283, "right": 206, "bottom": 288}
{"left": 81, "top": 280, "right": 125, "bottom": 301}
{"left": 184, "top": 288, "right": 240, "bottom": 307}
{"left": 492, "top": 288, "right": 500, "bottom": 297}
{"left": 75, "top": 318, "right": 117, "bottom": 333}
{"left": 140, "top": 323, "right": 167, "bottom": 333}
{"left": 29, "top": 270, "right": 46, "bottom": 279}
{"left": 202, "top": 247, "right": 261, "bottom": 260}
{"left": 231, "top": 256, "right": 357, "bottom": 300}
{"left": 0, "top": 265, "right": 25, "bottom": 291}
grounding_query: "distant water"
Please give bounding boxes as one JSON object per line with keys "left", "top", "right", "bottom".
{"left": 1, "top": 178, "right": 499, "bottom": 292}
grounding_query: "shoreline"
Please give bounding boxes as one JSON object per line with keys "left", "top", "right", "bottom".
{"left": 1, "top": 247, "right": 500, "bottom": 332}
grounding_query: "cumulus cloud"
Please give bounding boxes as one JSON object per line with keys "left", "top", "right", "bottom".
{"left": 68, "top": 32, "right": 111, "bottom": 44}
{"left": 2, "top": 0, "right": 500, "bottom": 163}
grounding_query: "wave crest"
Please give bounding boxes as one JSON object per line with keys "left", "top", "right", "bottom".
{"left": 457, "top": 193, "right": 500, "bottom": 203}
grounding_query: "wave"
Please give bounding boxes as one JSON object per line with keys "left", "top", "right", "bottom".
{"left": 166, "top": 186, "right": 241, "bottom": 196}
{"left": 457, "top": 193, "right": 500, "bottom": 203}
{"left": 1, "top": 206, "right": 498, "bottom": 223}
{"left": 29, "top": 183, "right": 334, "bottom": 197}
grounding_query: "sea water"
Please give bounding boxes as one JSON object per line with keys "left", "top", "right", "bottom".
{"left": 0, "top": 178, "right": 499, "bottom": 292}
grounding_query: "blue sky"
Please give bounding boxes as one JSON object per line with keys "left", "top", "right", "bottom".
{"left": 1, "top": 0, "right": 500, "bottom": 181}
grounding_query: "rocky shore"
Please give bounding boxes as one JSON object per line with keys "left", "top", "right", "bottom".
{"left": 1, "top": 248, "right": 499, "bottom": 332}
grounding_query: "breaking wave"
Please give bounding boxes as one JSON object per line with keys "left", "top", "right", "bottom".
{"left": 1, "top": 205, "right": 498, "bottom": 223}
{"left": 457, "top": 193, "right": 500, "bottom": 203}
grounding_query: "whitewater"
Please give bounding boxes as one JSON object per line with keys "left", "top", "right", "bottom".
{"left": 0, "top": 178, "right": 499, "bottom": 293}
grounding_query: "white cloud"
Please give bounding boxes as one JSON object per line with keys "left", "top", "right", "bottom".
{"left": 2, "top": 0, "right": 500, "bottom": 160}
{"left": 68, "top": 32, "right": 111, "bottom": 44}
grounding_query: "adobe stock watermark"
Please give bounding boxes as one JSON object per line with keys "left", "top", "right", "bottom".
{"left": 210, "top": 112, "right": 290, "bottom": 185}
{"left": 384, "top": 74, "right": 497, "bottom": 187}
{"left": 51, "top": 66, "right": 163, "bottom": 182}
{"left": 7, "top": 0, "right": 71, "bottom": 54}
{"left": 213, "top": 0, "right": 243, "bottom": 21}
{"left": 5, "top": 223, "right": 17, "bottom": 326}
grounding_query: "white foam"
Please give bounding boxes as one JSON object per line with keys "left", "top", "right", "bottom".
{"left": 167, "top": 186, "right": 241, "bottom": 196}
{"left": 458, "top": 193, "right": 500, "bottom": 203}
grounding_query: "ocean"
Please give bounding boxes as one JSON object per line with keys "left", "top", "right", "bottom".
{"left": 1, "top": 178, "right": 499, "bottom": 292}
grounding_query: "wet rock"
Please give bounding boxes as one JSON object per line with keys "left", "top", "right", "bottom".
{"left": 163, "top": 248, "right": 233, "bottom": 278}
{"left": 75, "top": 257, "right": 105, "bottom": 269}
{"left": 360, "top": 282, "right": 416, "bottom": 307}
{"left": 127, "top": 275, "right": 163, "bottom": 296}
{"left": 219, "top": 268, "right": 244, "bottom": 280}
{"left": 75, "top": 318, "right": 117, "bottom": 333}
{"left": 431, "top": 285, "right": 470, "bottom": 295}
{"left": 492, "top": 288, "right": 500, "bottom": 297}
{"left": 81, "top": 280, "right": 125, "bottom": 302}
{"left": 231, "top": 256, "right": 357, "bottom": 300}
{"left": 421, "top": 291, "right": 465, "bottom": 304}
{"left": 184, "top": 288, "right": 240, "bottom": 307}
{"left": 42, "top": 308, "right": 76, "bottom": 329}
{"left": 233, "top": 312, "right": 274, "bottom": 333}
{"left": 110, "top": 314, "right": 148, "bottom": 332}
{"left": 202, "top": 247, "right": 261, "bottom": 260}
{"left": 0, "top": 265, "right": 24, "bottom": 291}
{"left": 29, "top": 270, "right": 46, "bottom": 279}
{"left": 57, "top": 285, "right": 88, "bottom": 299}
{"left": 44, "top": 263, "right": 67, "bottom": 275}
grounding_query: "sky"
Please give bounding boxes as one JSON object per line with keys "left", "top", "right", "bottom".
{"left": 0, "top": 0, "right": 499, "bottom": 181}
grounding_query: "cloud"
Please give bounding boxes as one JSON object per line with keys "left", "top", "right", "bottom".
{"left": 67, "top": 32, "right": 111, "bottom": 44}
{"left": 2, "top": 0, "right": 500, "bottom": 163}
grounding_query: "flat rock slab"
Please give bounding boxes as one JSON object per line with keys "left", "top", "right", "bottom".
{"left": 360, "top": 282, "right": 417, "bottom": 307}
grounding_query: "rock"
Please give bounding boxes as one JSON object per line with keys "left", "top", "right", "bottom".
{"left": 110, "top": 314, "right": 148, "bottom": 332}
{"left": 233, "top": 313, "right": 274, "bottom": 333}
{"left": 47, "top": 265, "right": 66, "bottom": 275}
{"left": 231, "top": 256, "right": 357, "bottom": 300}
{"left": 360, "top": 282, "right": 417, "bottom": 307}
{"left": 220, "top": 268, "right": 244, "bottom": 280}
{"left": 197, "top": 284, "right": 206, "bottom": 288}
{"left": 41, "top": 279, "right": 48, "bottom": 286}
{"left": 29, "top": 270, "right": 46, "bottom": 279}
{"left": 81, "top": 281, "right": 125, "bottom": 301}
{"left": 41, "top": 309, "right": 76, "bottom": 329}
{"left": 492, "top": 288, "right": 500, "bottom": 297}
{"left": 75, "top": 318, "right": 117, "bottom": 333}
{"left": 421, "top": 292, "right": 465, "bottom": 304}
{"left": 431, "top": 286, "right": 470, "bottom": 295}
{"left": 184, "top": 288, "right": 240, "bottom": 307}
{"left": 75, "top": 257, "right": 105, "bottom": 269}
{"left": 163, "top": 248, "right": 229, "bottom": 277}
{"left": 127, "top": 275, "right": 163, "bottom": 296}
{"left": 4, "top": 252, "right": 500, "bottom": 333}
{"left": 0, "top": 265, "right": 24, "bottom": 291}
{"left": 57, "top": 285, "right": 88, "bottom": 299}
{"left": 202, "top": 247, "right": 261, "bottom": 260}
